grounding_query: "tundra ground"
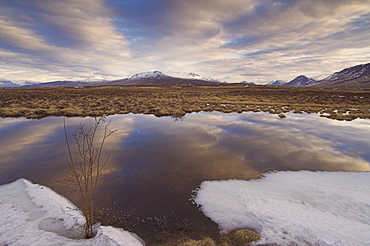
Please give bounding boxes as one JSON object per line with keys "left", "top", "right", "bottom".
{"left": 1, "top": 85, "right": 370, "bottom": 121}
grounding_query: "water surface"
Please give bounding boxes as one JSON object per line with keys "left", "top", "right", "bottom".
{"left": 1, "top": 112, "right": 370, "bottom": 242}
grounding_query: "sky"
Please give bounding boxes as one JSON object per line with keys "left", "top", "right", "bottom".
{"left": 1, "top": 0, "right": 370, "bottom": 84}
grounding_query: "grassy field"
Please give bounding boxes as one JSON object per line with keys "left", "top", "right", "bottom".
{"left": 1, "top": 85, "right": 370, "bottom": 121}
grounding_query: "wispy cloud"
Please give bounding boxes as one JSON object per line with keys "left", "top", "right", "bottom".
{"left": 0, "top": 0, "right": 369, "bottom": 83}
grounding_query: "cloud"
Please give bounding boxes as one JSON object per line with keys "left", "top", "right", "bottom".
{"left": 213, "top": 0, "right": 370, "bottom": 81}
{"left": 0, "top": 0, "right": 132, "bottom": 81}
{"left": 0, "top": 0, "right": 369, "bottom": 83}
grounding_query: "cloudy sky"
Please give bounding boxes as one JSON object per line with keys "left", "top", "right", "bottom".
{"left": 1, "top": 0, "right": 370, "bottom": 84}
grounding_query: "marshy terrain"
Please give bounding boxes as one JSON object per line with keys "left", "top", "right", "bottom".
{"left": 1, "top": 85, "right": 370, "bottom": 120}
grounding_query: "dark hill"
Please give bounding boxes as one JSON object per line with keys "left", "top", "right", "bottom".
{"left": 285, "top": 75, "right": 317, "bottom": 87}
{"left": 314, "top": 63, "right": 370, "bottom": 89}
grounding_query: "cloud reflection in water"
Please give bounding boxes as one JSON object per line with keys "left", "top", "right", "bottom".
{"left": 0, "top": 112, "right": 369, "bottom": 220}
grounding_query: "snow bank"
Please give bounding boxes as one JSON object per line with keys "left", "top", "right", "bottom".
{"left": 193, "top": 171, "right": 370, "bottom": 245}
{"left": 0, "top": 179, "right": 144, "bottom": 246}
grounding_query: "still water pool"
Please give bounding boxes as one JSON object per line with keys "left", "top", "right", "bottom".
{"left": 1, "top": 111, "right": 370, "bottom": 242}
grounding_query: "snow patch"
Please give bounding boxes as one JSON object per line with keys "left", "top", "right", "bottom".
{"left": 193, "top": 171, "right": 370, "bottom": 245}
{"left": 0, "top": 179, "right": 144, "bottom": 246}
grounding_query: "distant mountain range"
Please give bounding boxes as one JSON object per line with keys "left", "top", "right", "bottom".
{"left": 313, "top": 63, "right": 370, "bottom": 89}
{"left": 105, "top": 71, "right": 220, "bottom": 86}
{"left": 0, "top": 80, "right": 38, "bottom": 88}
{"left": 273, "top": 63, "right": 370, "bottom": 89}
{"left": 9, "top": 71, "right": 219, "bottom": 88}
{"left": 2, "top": 63, "right": 370, "bottom": 89}
{"left": 0, "top": 80, "right": 18, "bottom": 88}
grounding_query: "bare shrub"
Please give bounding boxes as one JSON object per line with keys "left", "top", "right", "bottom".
{"left": 62, "top": 116, "right": 116, "bottom": 238}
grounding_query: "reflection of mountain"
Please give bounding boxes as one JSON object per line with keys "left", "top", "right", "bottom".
{"left": 23, "top": 71, "right": 219, "bottom": 87}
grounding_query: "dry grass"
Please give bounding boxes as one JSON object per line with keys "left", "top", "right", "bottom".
{"left": 96, "top": 202, "right": 137, "bottom": 232}
{"left": 153, "top": 228, "right": 261, "bottom": 246}
{"left": 155, "top": 237, "right": 217, "bottom": 246}
{"left": 1, "top": 85, "right": 370, "bottom": 120}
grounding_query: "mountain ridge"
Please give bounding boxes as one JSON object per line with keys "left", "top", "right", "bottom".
{"left": 284, "top": 75, "right": 318, "bottom": 87}
{"left": 19, "top": 71, "right": 219, "bottom": 87}
{"left": 3, "top": 63, "right": 370, "bottom": 89}
{"left": 313, "top": 63, "right": 370, "bottom": 89}
{"left": 270, "top": 62, "right": 370, "bottom": 89}
{"left": 0, "top": 80, "right": 19, "bottom": 88}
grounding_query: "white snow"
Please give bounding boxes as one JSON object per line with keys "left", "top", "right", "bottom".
{"left": 129, "top": 71, "right": 167, "bottom": 80}
{"left": 193, "top": 171, "right": 370, "bottom": 246}
{"left": 0, "top": 179, "right": 144, "bottom": 246}
{"left": 187, "top": 72, "right": 201, "bottom": 79}
{"left": 184, "top": 72, "right": 220, "bottom": 82}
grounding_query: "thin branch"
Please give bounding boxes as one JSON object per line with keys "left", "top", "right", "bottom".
{"left": 61, "top": 116, "right": 116, "bottom": 239}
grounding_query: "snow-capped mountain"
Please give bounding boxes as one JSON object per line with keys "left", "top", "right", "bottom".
{"left": 85, "top": 75, "right": 108, "bottom": 82}
{"left": 204, "top": 77, "right": 221, "bottom": 83}
{"left": 315, "top": 63, "right": 370, "bottom": 89}
{"left": 284, "top": 75, "right": 318, "bottom": 87}
{"left": 279, "top": 63, "right": 370, "bottom": 89}
{"left": 15, "top": 63, "right": 370, "bottom": 89}
{"left": 187, "top": 72, "right": 201, "bottom": 79}
{"left": 105, "top": 70, "right": 219, "bottom": 86}
{"left": 23, "top": 81, "right": 38, "bottom": 86}
{"left": 266, "top": 63, "right": 370, "bottom": 89}
{"left": 0, "top": 80, "right": 19, "bottom": 88}
{"left": 19, "top": 81, "right": 40, "bottom": 86}
{"left": 185, "top": 72, "right": 221, "bottom": 82}
{"left": 322, "top": 63, "right": 370, "bottom": 82}
{"left": 311, "top": 74, "right": 331, "bottom": 81}
{"left": 128, "top": 71, "right": 168, "bottom": 80}
{"left": 20, "top": 70, "right": 220, "bottom": 87}
{"left": 266, "top": 80, "right": 286, "bottom": 86}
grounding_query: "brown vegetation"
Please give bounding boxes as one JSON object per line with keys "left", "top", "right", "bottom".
{"left": 1, "top": 85, "right": 370, "bottom": 121}
{"left": 153, "top": 227, "right": 260, "bottom": 246}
